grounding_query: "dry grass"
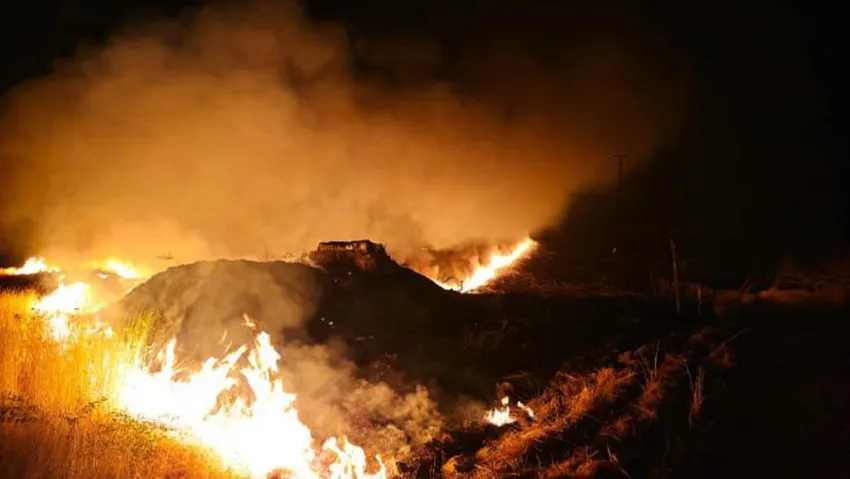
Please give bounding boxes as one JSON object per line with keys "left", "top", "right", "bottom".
{"left": 1, "top": 412, "right": 235, "bottom": 479}
{"left": 470, "top": 367, "right": 636, "bottom": 478}
{"left": 0, "top": 290, "right": 234, "bottom": 479}
{"left": 686, "top": 364, "right": 705, "bottom": 428}
{"left": 635, "top": 349, "right": 686, "bottom": 423}
{"left": 436, "top": 326, "right": 734, "bottom": 479}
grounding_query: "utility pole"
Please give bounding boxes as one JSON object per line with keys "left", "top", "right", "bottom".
{"left": 614, "top": 154, "right": 626, "bottom": 250}
{"left": 615, "top": 154, "right": 625, "bottom": 203}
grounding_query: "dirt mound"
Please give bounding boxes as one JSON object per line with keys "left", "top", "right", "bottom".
{"left": 109, "top": 259, "right": 329, "bottom": 358}
{"left": 106, "top": 242, "right": 461, "bottom": 367}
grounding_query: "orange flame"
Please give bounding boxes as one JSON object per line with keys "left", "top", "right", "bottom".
{"left": 483, "top": 396, "right": 515, "bottom": 426}
{"left": 0, "top": 257, "right": 59, "bottom": 275}
{"left": 483, "top": 396, "right": 534, "bottom": 427}
{"left": 88, "top": 258, "right": 146, "bottom": 279}
{"left": 31, "top": 281, "right": 106, "bottom": 341}
{"left": 118, "top": 320, "right": 386, "bottom": 478}
{"left": 435, "top": 238, "right": 536, "bottom": 293}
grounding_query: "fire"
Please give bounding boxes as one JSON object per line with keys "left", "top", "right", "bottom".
{"left": 117, "top": 319, "right": 387, "bottom": 478}
{"left": 88, "top": 258, "right": 146, "bottom": 279}
{"left": 32, "top": 281, "right": 97, "bottom": 316}
{"left": 31, "top": 281, "right": 105, "bottom": 341}
{"left": 324, "top": 437, "right": 386, "bottom": 479}
{"left": 483, "top": 396, "right": 534, "bottom": 427}
{"left": 8, "top": 255, "right": 149, "bottom": 339}
{"left": 484, "top": 396, "right": 514, "bottom": 426}
{"left": 435, "top": 238, "right": 536, "bottom": 293}
{"left": 0, "top": 257, "right": 58, "bottom": 275}
{"left": 20, "top": 256, "right": 389, "bottom": 478}
{"left": 1, "top": 256, "right": 146, "bottom": 280}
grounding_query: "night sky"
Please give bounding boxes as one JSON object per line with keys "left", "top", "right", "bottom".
{"left": 0, "top": 0, "right": 844, "bottom": 269}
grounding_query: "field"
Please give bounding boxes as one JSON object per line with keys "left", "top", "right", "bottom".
{"left": 2, "top": 251, "right": 849, "bottom": 478}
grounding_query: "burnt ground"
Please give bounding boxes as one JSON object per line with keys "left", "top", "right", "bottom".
{"left": 4, "top": 246, "right": 850, "bottom": 478}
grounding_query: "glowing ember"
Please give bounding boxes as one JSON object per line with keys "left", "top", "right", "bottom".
{"left": 0, "top": 257, "right": 58, "bottom": 275}
{"left": 436, "top": 238, "right": 536, "bottom": 293}
{"left": 483, "top": 396, "right": 534, "bottom": 427}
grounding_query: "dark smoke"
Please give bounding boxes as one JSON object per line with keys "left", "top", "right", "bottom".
{"left": 0, "top": 0, "right": 689, "bottom": 272}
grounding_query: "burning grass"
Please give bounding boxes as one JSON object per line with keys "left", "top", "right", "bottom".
{"left": 1, "top": 287, "right": 399, "bottom": 478}
{"left": 0, "top": 290, "right": 235, "bottom": 478}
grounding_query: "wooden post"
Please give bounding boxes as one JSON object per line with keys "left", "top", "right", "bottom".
{"left": 670, "top": 238, "right": 681, "bottom": 315}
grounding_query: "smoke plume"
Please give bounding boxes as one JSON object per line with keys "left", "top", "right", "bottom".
{"left": 0, "top": 0, "right": 688, "bottom": 271}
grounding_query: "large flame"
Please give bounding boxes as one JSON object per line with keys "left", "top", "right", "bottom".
{"left": 434, "top": 238, "right": 536, "bottom": 293}
{"left": 117, "top": 324, "right": 386, "bottom": 478}
{"left": 0, "top": 257, "right": 58, "bottom": 275}
{"left": 1, "top": 256, "right": 147, "bottom": 281}
{"left": 88, "top": 257, "right": 147, "bottom": 279}
{"left": 21, "top": 258, "right": 389, "bottom": 478}
{"left": 30, "top": 281, "right": 111, "bottom": 341}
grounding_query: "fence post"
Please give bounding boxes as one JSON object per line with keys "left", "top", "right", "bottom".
{"left": 670, "top": 238, "right": 681, "bottom": 315}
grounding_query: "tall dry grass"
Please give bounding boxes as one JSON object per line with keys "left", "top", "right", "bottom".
{"left": 0, "top": 290, "right": 235, "bottom": 479}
